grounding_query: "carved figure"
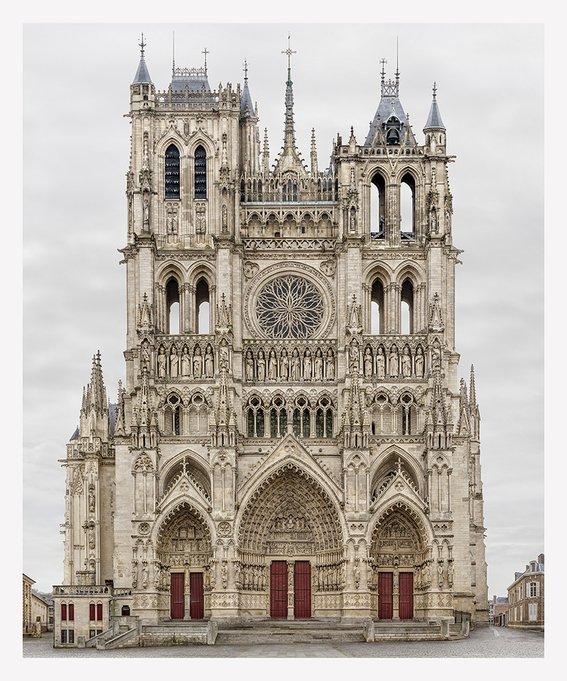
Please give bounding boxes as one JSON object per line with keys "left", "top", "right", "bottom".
{"left": 170, "top": 346, "right": 179, "bottom": 378}
{"left": 303, "top": 349, "right": 312, "bottom": 380}
{"left": 389, "top": 345, "right": 399, "bottom": 377}
{"left": 376, "top": 346, "right": 386, "bottom": 379}
{"left": 205, "top": 345, "right": 214, "bottom": 378}
{"left": 415, "top": 346, "right": 424, "bottom": 378}
{"left": 158, "top": 346, "right": 167, "bottom": 378}
{"left": 257, "top": 349, "right": 266, "bottom": 381}
{"left": 402, "top": 347, "right": 412, "bottom": 378}
{"left": 245, "top": 350, "right": 254, "bottom": 381}
{"left": 88, "top": 483, "right": 95, "bottom": 513}
{"left": 219, "top": 342, "right": 229, "bottom": 370}
{"left": 364, "top": 347, "right": 373, "bottom": 378}
{"left": 314, "top": 348, "right": 323, "bottom": 380}
{"left": 181, "top": 346, "right": 191, "bottom": 376}
{"left": 268, "top": 349, "right": 278, "bottom": 380}
{"left": 193, "top": 346, "right": 202, "bottom": 378}
{"left": 291, "top": 349, "right": 300, "bottom": 381}
{"left": 438, "top": 563, "right": 444, "bottom": 588}
{"left": 143, "top": 197, "right": 150, "bottom": 227}
{"left": 326, "top": 349, "right": 335, "bottom": 380}
{"left": 279, "top": 348, "right": 289, "bottom": 380}
{"left": 349, "top": 341, "right": 359, "bottom": 372}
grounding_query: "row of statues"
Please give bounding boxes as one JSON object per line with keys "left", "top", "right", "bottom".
{"left": 357, "top": 344, "right": 425, "bottom": 379}
{"left": 157, "top": 344, "right": 215, "bottom": 379}
{"left": 245, "top": 347, "right": 335, "bottom": 382}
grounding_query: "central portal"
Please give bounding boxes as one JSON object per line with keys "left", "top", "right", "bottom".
{"left": 270, "top": 560, "right": 312, "bottom": 619}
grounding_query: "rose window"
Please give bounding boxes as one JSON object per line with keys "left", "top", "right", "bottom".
{"left": 255, "top": 275, "right": 324, "bottom": 338}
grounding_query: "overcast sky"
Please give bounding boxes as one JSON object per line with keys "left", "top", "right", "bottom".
{"left": 18, "top": 18, "right": 548, "bottom": 621}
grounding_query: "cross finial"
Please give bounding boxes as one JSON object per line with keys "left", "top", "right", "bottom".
{"left": 139, "top": 33, "right": 146, "bottom": 58}
{"left": 202, "top": 47, "right": 209, "bottom": 74}
{"left": 243, "top": 58, "right": 249, "bottom": 80}
{"left": 282, "top": 33, "right": 296, "bottom": 71}
{"left": 380, "top": 58, "right": 387, "bottom": 80}
{"left": 433, "top": 81, "right": 437, "bottom": 99}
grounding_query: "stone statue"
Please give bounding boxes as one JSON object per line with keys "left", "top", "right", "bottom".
{"left": 219, "top": 342, "right": 229, "bottom": 371}
{"left": 376, "top": 346, "right": 385, "bottom": 379}
{"left": 245, "top": 350, "right": 254, "bottom": 381}
{"left": 415, "top": 346, "right": 424, "bottom": 378}
{"left": 88, "top": 483, "right": 95, "bottom": 513}
{"left": 157, "top": 346, "right": 167, "bottom": 378}
{"left": 268, "top": 349, "right": 278, "bottom": 380}
{"left": 170, "top": 346, "right": 179, "bottom": 378}
{"left": 389, "top": 345, "right": 399, "bottom": 378}
{"left": 257, "top": 349, "right": 266, "bottom": 381}
{"left": 326, "top": 349, "right": 335, "bottom": 380}
{"left": 314, "top": 348, "right": 323, "bottom": 381}
{"left": 181, "top": 346, "right": 191, "bottom": 376}
{"left": 303, "top": 349, "right": 312, "bottom": 380}
{"left": 143, "top": 197, "right": 150, "bottom": 227}
{"left": 205, "top": 345, "right": 214, "bottom": 378}
{"left": 364, "top": 347, "right": 373, "bottom": 378}
{"left": 279, "top": 348, "right": 289, "bottom": 380}
{"left": 349, "top": 342, "right": 359, "bottom": 373}
{"left": 193, "top": 346, "right": 202, "bottom": 378}
{"left": 438, "top": 563, "right": 444, "bottom": 588}
{"left": 291, "top": 349, "right": 300, "bottom": 381}
{"left": 402, "top": 347, "right": 412, "bottom": 378}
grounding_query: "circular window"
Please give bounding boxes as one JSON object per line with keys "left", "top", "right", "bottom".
{"left": 255, "top": 275, "right": 324, "bottom": 339}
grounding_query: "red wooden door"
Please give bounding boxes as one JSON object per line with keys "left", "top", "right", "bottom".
{"left": 294, "top": 561, "right": 311, "bottom": 619}
{"left": 399, "top": 572, "right": 414, "bottom": 620}
{"left": 270, "top": 561, "right": 288, "bottom": 619}
{"left": 170, "top": 572, "right": 185, "bottom": 619}
{"left": 189, "top": 573, "right": 204, "bottom": 619}
{"left": 378, "top": 572, "right": 393, "bottom": 619}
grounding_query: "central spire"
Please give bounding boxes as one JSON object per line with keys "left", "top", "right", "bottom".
{"left": 282, "top": 34, "right": 297, "bottom": 147}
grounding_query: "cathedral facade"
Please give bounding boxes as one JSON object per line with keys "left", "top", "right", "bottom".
{"left": 53, "top": 37, "right": 488, "bottom": 646}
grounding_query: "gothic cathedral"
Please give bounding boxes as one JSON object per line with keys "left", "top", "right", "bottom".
{"left": 53, "top": 37, "right": 488, "bottom": 646}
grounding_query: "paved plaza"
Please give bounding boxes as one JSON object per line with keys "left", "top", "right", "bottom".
{"left": 23, "top": 626, "right": 543, "bottom": 658}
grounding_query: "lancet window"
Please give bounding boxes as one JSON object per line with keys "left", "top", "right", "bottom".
{"left": 370, "top": 172, "right": 386, "bottom": 239}
{"left": 400, "top": 172, "right": 415, "bottom": 239}
{"left": 164, "top": 144, "right": 180, "bottom": 199}
{"left": 166, "top": 277, "right": 180, "bottom": 334}
{"left": 194, "top": 145, "right": 207, "bottom": 199}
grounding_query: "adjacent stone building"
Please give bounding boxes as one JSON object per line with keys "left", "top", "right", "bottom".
{"left": 507, "top": 554, "right": 544, "bottom": 629}
{"left": 53, "top": 36, "right": 488, "bottom": 645}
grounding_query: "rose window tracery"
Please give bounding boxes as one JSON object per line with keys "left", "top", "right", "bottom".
{"left": 255, "top": 276, "right": 324, "bottom": 339}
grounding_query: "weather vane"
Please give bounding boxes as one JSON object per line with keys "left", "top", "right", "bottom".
{"left": 139, "top": 33, "right": 146, "bottom": 58}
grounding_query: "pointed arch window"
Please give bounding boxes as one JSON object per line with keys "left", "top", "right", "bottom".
{"left": 196, "top": 278, "right": 210, "bottom": 334}
{"left": 165, "top": 144, "right": 180, "bottom": 199}
{"left": 166, "top": 278, "right": 180, "bottom": 334}
{"left": 370, "top": 173, "right": 386, "bottom": 239}
{"left": 371, "top": 278, "right": 384, "bottom": 334}
{"left": 400, "top": 173, "right": 415, "bottom": 239}
{"left": 401, "top": 279, "right": 414, "bottom": 334}
{"left": 194, "top": 145, "right": 207, "bottom": 199}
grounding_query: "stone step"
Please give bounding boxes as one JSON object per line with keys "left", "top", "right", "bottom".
{"left": 216, "top": 629, "right": 365, "bottom": 645}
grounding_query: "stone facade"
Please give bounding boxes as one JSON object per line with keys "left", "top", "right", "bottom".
{"left": 507, "top": 555, "right": 544, "bottom": 629}
{"left": 53, "top": 37, "right": 488, "bottom": 645}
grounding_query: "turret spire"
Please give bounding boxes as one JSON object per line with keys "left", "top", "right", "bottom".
{"left": 424, "top": 82, "right": 445, "bottom": 131}
{"left": 132, "top": 33, "right": 152, "bottom": 85}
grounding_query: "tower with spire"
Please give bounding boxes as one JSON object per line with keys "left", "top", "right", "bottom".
{"left": 54, "top": 34, "right": 487, "bottom": 646}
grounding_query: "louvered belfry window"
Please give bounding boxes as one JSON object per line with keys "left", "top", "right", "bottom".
{"left": 165, "top": 144, "right": 180, "bottom": 199}
{"left": 194, "top": 145, "right": 207, "bottom": 199}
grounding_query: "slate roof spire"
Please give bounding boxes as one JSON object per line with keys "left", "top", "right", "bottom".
{"left": 424, "top": 82, "right": 445, "bottom": 130}
{"left": 240, "top": 59, "right": 255, "bottom": 115}
{"left": 132, "top": 33, "right": 152, "bottom": 85}
{"left": 364, "top": 58, "right": 408, "bottom": 145}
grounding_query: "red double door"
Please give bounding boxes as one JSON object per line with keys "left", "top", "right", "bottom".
{"left": 170, "top": 572, "right": 204, "bottom": 620}
{"left": 270, "top": 561, "right": 311, "bottom": 619}
{"left": 378, "top": 572, "right": 413, "bottom": 619}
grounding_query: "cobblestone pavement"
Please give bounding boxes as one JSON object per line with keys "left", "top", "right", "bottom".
{"left": 22, "top": 626, "right": 543, "bottom": 659}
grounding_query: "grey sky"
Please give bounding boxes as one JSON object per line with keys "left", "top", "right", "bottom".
{"left": 22, "top": 22, "right": 544, "bottom": 603}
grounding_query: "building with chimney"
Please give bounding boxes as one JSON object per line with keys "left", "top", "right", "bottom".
{"left": 507, "top": 555, "right": 544, "bottom": 629}
{"left": 52, "top": 35, "right": 488, "bottom": 646}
